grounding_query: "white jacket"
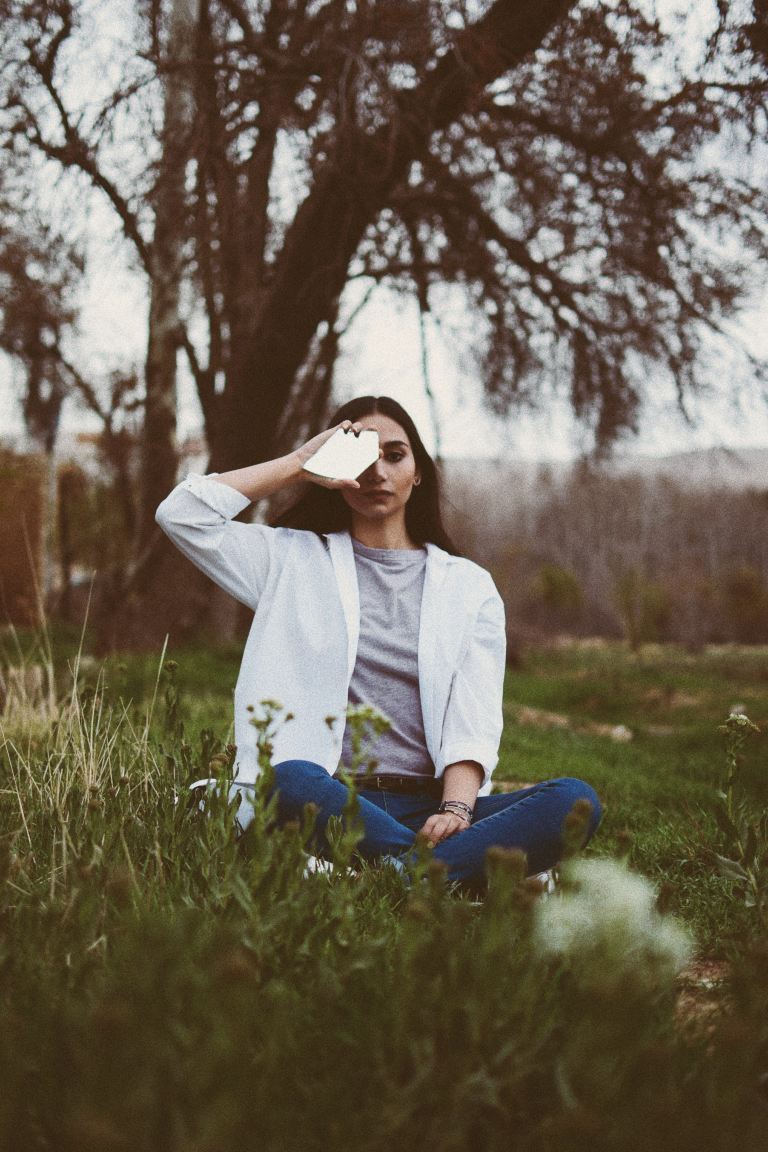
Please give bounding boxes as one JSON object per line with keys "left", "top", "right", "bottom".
{"left": 155, "top": 472, "right": 506, "bottom": 798}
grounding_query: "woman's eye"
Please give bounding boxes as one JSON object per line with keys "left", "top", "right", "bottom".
{"left": 386, "top": 453, "right": 405, "bottom": 462}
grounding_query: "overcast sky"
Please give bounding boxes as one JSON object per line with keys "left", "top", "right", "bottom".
{"left": 1, "top": 0, "right": 766, "bottom": 462}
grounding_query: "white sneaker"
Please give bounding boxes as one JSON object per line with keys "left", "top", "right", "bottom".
{"left": 535, "top": 869, "right": 557, "bottom": 896}
{"left": 187, "top": 778, "right": 256, "bottom": 836}
{"left": 303, "top": 854, "right": 335, "bottom": 877}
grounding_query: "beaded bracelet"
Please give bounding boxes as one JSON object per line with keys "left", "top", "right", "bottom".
{"left": 438, "top": 800, "right": 473, "bottom": 825}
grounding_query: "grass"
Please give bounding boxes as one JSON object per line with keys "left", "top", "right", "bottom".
{"left": 1, "top": 623, "right": 767, "bottom": 1150}
{"left": 498, "top": 642, "right": 768, "bottom": 950}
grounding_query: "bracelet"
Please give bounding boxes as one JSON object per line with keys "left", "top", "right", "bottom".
{"left": 440, "top": 799, "right": 473, "bottom": 818}
{"left": 438, "top": 800, "right": 473, "bottom": 825}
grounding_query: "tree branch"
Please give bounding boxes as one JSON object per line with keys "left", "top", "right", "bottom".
{"left": 19, "top": 77, "right": 151, "bottom": 271}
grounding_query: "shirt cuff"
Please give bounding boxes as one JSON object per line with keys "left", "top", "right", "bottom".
{"left": 181, "top": 472, "right": 252, "bottom": 519}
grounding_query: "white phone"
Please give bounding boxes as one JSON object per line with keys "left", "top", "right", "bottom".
{"left": 302, "top": 428, "right": 380, "bottom": 481}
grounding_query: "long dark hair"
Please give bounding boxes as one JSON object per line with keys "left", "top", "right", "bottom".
{"left": 273, "top": 396, "right": 460, "bottom": 555}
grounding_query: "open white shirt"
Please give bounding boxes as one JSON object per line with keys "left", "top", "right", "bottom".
{"left": 155, "top": 473, "right": 506, "bottom": 799}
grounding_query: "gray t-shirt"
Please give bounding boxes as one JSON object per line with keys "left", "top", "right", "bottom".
{"left": 340, "top": 538, "right": 434, "bottom": 779}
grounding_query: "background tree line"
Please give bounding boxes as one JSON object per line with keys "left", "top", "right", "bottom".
{"left": 5, "top": 441, "right": 765, "bottom": 651}
{"left": 1, "top": 0, "right": 766, "bottom": 649}
{"left": 446, "top": 458, "right": 768, "bottom": 651}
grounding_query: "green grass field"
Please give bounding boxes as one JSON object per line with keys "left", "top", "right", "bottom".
{"left": 28, "top": 628, "right": 764, "bottom": 950}
{"left": 1, "top": 625, "right": 766, "bottom": 1150}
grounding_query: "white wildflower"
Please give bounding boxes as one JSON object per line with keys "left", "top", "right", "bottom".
{"left": 533, "top": 858, "right": 693, "bottom": 994}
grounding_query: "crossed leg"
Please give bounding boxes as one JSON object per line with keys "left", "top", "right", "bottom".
{"left": 266, "top": 760, "right": 602, "bottom": 886}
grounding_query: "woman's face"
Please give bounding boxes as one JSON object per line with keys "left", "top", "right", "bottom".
{"left": 339, "top": 412, "right": 421, "bottom": 526}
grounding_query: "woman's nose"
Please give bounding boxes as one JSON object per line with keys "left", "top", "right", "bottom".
{"left": 364, "top": 458, "right": 387, "bottom": 482}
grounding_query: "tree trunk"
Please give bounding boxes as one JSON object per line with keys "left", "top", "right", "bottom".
{"left": 93, "top": 0, "right": 204, "bottom": 653}
{"left": 54, "top": 464, "right": 78, "bottom": 623}
{"left": 212, "top": 0, "right": 572, "bottom": 472}
{"left": 139, "top": 0, "right": 201, "bottom": 550}
{"left": 106, "top": 0, "right": 573, "bottom": 651}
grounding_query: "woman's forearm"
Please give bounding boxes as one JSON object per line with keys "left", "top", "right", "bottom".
{"left": 441, "top": 761, "right": 483, "bottom": 808}
{"left": 212, "top": 452, "right": 308, "bottom": 503}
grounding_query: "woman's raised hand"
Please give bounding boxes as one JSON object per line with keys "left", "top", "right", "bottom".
{"left": 294, "top": 421, "right": 382, "bottom": 490}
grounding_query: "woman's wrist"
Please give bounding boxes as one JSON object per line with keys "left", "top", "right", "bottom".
{"left": 286, "top": 449, "right": 313, "bottom": 484}
{"left": 438, "top": 800, "right": 473, "bottom": 825}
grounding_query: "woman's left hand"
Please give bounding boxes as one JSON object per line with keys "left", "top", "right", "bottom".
{"left": 418, "top": 811, "right": 468, "bottom": 846}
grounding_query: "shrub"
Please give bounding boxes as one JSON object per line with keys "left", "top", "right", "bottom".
{"left": 719, "top": 566, "right": 768, "bottom": 643}
{"left": 614, "top": 568, "right": 672, "bottom": 648}
{"left": 533, "top": 563, "right": 584, "bottom": 625}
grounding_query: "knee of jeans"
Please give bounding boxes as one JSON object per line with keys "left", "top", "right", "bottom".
{"left": 272, "top": 759, "right": 327, "bottom": 792}
{"left": 273, "top": 758, "right": 326, "bottom": 775}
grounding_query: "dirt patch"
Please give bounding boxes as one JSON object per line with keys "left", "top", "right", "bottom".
{"left": 515, "top": 705, "right": 571, "bottom": 730}
{"left": 642, "top": 687, "right": 702, "bottom": 709}
{"left": 510, "top": 704, "right": 634, "bottom": 743}
{"left": 675, "top": 959, "right": 730, "bottom": 1032}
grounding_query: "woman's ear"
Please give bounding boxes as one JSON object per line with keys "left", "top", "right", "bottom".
{"left": 413, "top": 471, "right": 422, "bottom": 488}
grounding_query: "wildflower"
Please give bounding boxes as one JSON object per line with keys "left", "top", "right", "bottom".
{"left": 485, "top": 845, "right": 528, "bottom": 880}
{"left": 213, "top": 948, "right": 258, "bottom": 986}
{"left": 104, "top": 867, "right": 134, "bottom": 908}
{"left": 719, "top": 713, "right": 760, "bottom": 735}
{"left": 533, "top": 857, "right": 692, "bottom": 994}
{"left": 405, "top": 897, "right": 430, "bottom": 921}
{"left": 562, "top": 798, "right": 595, "bottom": 854}
{"left": 614, "top": 829, "right": 633, "bottom": 858}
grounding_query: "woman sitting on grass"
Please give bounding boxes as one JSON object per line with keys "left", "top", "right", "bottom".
{"left": 155, "top": 395, "right": 601, "bottom": 888}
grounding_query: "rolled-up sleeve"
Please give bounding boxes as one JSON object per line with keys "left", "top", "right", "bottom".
{"left": 440, "top": 585, "right": 506, "bottom": 790}
{"left": 155, "top": 472, "right": 276, "bottom": 611}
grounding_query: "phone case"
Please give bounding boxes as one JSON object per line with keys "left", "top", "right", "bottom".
{"left": 302, "top": 428, "right": 380, "bottom": 480}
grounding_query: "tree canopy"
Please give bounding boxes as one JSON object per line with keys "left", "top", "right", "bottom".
{"left": 3, "top": 1, "right": 766, "bottom": 448}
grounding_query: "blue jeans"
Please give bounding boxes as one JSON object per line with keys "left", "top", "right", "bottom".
{"left": 266, "top": 760, "right": 602, "bottom": 887}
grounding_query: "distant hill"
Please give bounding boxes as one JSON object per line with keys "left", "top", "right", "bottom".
{"left": 609, "top": 446, "right": 768, "bottom": 489}
{"left": 443, "top": 446, "right": 768, "bottom": 493}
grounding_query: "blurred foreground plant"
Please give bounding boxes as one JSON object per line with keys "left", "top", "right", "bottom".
{"left": 533, "top": 856, "right": 693, "bottom": 1120}
{"left": 534, "top": 857, "right": 693, "bottom": 994}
